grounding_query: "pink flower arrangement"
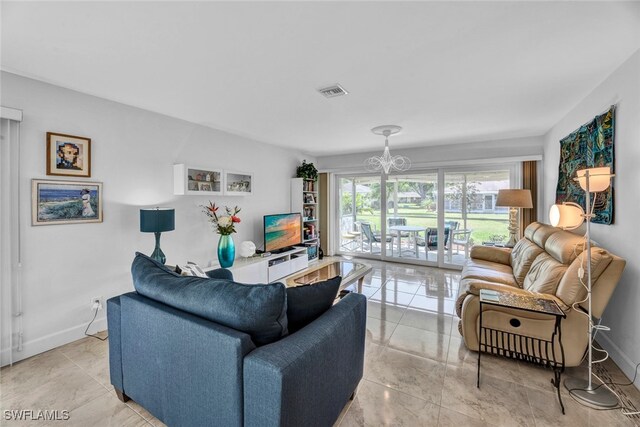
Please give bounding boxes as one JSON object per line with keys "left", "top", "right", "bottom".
{"left": 202, "top": 201, "right": 241, "bottom": 235}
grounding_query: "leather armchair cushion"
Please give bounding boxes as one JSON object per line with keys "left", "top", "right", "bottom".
{"left": 523, "top": 253, "right": 567, "bottom": 295}
{"left": 523, "top": 222, "right": 543, "bottom": 241}
{"left": 510, "top": 239, "right": 544, "bottom": 286}
{"left": 531, "top": 223, "right": 557, "bottom": 248}
{"left": 556, "top": 248, "right": 613, "bottom": 307}
{"left": 469, "top": 245, "right": 512, "bottom": 265}
{"left": 545, "top": 231, "right": 586, "bottom": 264}
{"left": 462, "top": 259, "right": 517, "bottom": 287}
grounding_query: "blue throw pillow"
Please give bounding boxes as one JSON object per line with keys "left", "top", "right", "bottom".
{"left": 286, "top": 276, "right": 342, "bottom": 333}
{"left": 131, "top": 252, "right": 288, "bottom": 346}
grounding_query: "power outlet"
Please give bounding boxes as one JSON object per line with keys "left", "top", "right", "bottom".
{"left": 90, "top": 296, "right": 103, "bottom": 311}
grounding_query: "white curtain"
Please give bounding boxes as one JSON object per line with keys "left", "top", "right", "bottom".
{"left": 1, "top": 109, "right": 23, "bottom": 366}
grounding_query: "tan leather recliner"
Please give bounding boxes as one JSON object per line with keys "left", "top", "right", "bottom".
{"left": 456, "top": 222, "right": 625, "bottom": 367}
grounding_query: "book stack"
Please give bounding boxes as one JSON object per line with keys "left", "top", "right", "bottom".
{"left": 304, "top": 223, "right": 316, "bottom": 240}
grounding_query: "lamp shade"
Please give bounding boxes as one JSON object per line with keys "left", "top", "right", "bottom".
{"left": 576, "top": 167, "right": 613, "bottom": 193}
{"left": 495, "top": 189, "right": 533, "bottom": 208}
{"left": 549, "top": 203, "right": 584, "bottom": 230}
{"left": 140, "top": 208, "right": 175, "bottom": 233}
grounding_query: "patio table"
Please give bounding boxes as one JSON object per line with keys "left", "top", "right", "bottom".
{"left": 388, "top": 225, "right": 424, "bottom": 258}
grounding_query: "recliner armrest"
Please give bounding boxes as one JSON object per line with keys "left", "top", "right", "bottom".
{"left": 243, "top": 292, "right": 366, "bottom": 427}
{"left": 470, "top": 245, "right": 512, "bottom": 265}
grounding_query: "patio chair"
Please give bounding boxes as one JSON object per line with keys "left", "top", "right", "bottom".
{"left": 416, "top": 227, "right": 451, "bottom": 257}
{"left": 388, "top": 217, "right": 409, "bottom": 239}
{"left": 388, "top": 218, "right": 407, "bottom": 227}
{"left": 360, "top": 222, "right": 392, "bottom": 253}
{"left": 351, "top": 222, "right": 363, "bottom": 247}
{"left": 452, "top": 228, "right": 473, "bottom": 258}
{"left": 340, "top": 232, "right": 359, "bottom": 251}
{"left": 444, "top": 220, "right": 459, "bottom": 231}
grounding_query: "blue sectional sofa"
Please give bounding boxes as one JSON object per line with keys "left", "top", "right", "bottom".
{"left": 107, "top": 254, "right": 367, "bottom": 427}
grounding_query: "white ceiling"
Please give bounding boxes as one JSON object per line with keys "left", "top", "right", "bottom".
{"left": 2, "top": 1, "right": 640, "bottom": 155}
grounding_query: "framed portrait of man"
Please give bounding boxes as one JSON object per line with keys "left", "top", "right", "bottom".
{"left": 46, "top": 132, "right": 91, "bottom": 177}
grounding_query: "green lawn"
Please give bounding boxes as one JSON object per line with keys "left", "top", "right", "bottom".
{"left": 347, "top": 209, "right": 509, "bottom": 245}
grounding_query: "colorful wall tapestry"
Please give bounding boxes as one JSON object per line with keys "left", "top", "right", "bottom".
{"left": 555, "top": 105, "right": 615, "bottom": 224}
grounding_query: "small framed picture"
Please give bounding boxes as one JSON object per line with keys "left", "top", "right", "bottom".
{"left": 199, "top": 182, "right": 212, "bottom": 192}
{"left": 46, "top": 132, "right": 91, "bottom": 177}
{"left": 32, "top": 179, "right": 103, "bottom": 226}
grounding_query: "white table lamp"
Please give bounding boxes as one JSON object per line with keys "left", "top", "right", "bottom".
{"left": 495, "top": 189, "right": 533, "bottom": 247}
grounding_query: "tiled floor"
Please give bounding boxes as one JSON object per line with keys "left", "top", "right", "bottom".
{"left": 1, "top": 258, "right": 639, "bottom": 426}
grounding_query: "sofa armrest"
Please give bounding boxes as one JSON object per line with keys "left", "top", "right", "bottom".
{"left": 243, "top": 292, "right": 366, "bottom": 427}
{"left": 470, "top": 245, "right": 512, "bottom": 265}
{"left": 466, "top": 281, "right": 570, "bottom": 311}
{"left": 107, "top": 294, "right": 128, "bottom": 393}
{"left": 206, "top": 268, "right": 233, "bottom": 281}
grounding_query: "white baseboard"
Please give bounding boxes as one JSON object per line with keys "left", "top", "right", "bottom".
{"left": 597, "top": 334, "right": 640, "bottom": 390}
{"left": 0, "top": 316, "right": 107, "bottom": 367}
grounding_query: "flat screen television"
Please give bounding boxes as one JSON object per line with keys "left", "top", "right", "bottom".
{"left": 264, "top": 213, "right": 302, "bottom": 253}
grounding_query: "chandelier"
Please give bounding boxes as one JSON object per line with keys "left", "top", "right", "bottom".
{"left": 364, "top": 125, "right": 411, "bottom": 174}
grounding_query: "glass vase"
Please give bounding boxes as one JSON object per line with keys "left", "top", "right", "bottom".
{"left": 218, "top": 234, "right": 235, "bottom": 268}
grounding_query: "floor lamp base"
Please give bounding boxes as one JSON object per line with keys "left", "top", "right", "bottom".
{"left": 564, "top": 377, "right": 619, "bottom": 409}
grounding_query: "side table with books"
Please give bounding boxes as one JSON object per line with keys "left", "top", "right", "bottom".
{"left": 477, "top": 289, "right": 567, "bottom": 414}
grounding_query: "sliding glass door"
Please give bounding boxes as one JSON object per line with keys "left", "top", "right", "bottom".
{"left": 443, "top": 169, "right": 512, "bottom": 266}
{"left": 337, "top": 175, "right": 385, "bottom": 257}
{"left": 335, "top": 164, "right": 517, "bottom": 268}
{"left": 385, "top": 173, "right": 439, "bottom": 263}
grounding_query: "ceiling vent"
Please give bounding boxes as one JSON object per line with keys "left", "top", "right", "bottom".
{"left": 318, "top": 84, "right": 349, "bottom": 98}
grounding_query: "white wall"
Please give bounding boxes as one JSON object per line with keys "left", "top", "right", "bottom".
{"left": 315, "top": 136, "right": 544, "bottom": 172}
{"left": 542, "top": 50, "right": 640, "bottom": 385}
{"left": 0, "top": 72, "right": 312, "bottom": 364}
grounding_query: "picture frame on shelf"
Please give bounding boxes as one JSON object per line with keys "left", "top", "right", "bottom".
{"left": 32, "top": 179, "right": 103, "bottom": 226}
{"left": 199, "top": 182, "right": 212, "bottom": 192}
{"left": 46, "top": 132, "right": 91, "bottom": 177}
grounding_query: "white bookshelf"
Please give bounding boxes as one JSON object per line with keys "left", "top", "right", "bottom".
{"left": 291, "top": 177, "right": 319, "bottom": 261}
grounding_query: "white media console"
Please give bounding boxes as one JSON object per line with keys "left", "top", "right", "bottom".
{"left": 208, "top": 246, "right": 309, "bottom": 283}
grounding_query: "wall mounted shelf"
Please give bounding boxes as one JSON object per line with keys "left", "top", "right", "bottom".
{"left": 174, "top": 164, "right": 223, "bottom": 195}
{"left": 173, "top": 165, "right": 253, "bottom": 196}
{"left": 225, "top": 170, "right": 253, "bottom": 196}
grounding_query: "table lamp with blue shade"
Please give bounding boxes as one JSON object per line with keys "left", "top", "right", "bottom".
{"left": 140, "top": 207, "right": 175, "bottom": 264}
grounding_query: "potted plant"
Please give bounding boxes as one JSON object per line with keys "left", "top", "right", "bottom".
{"left": 296, "top": 160, "right": 318, "bottom": 181}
